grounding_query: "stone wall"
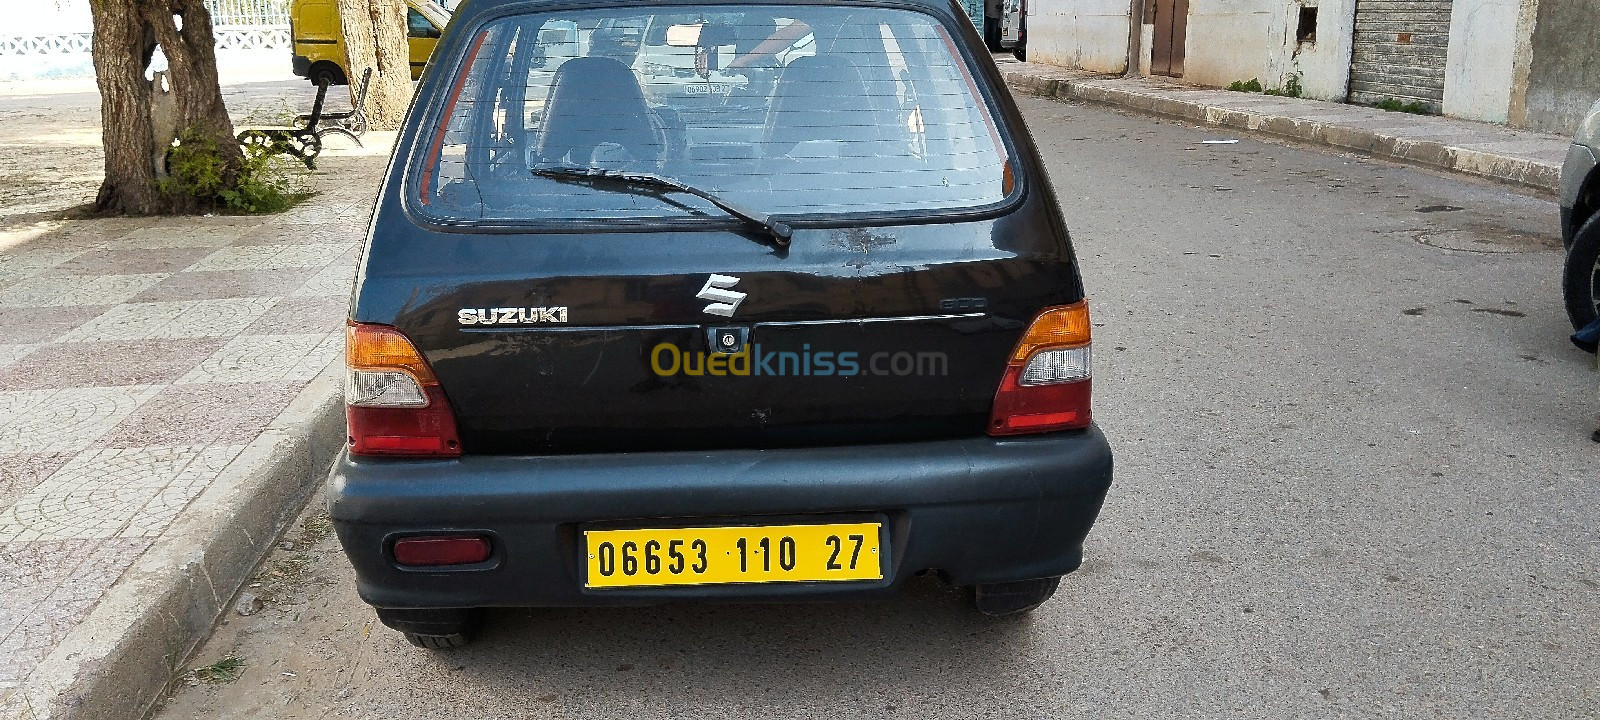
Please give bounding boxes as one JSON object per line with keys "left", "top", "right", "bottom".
{"left": 1515, "top": 0, "right": 1600, "bottom": 134}
{"left": 1026, "top": 0, "right": 1135, "bottom": 74}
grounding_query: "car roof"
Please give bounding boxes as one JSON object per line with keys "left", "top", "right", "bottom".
{"left": 449, "top": 0, "right": 963, "bottom": 23}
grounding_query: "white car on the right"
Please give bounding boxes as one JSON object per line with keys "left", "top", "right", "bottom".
{"left": 1561, "top": 98, "right": 1600, "bottom": 340}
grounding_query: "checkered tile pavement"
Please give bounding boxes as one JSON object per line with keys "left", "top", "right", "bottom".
{"left": 0, "top": 169, "right": 379, "bottom": 695}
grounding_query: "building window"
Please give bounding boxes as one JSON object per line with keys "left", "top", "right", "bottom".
{"left": 1296, "top": 6, "right": 1318, "bottom": 45}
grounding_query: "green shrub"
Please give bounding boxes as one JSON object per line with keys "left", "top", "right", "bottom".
{"left": 225, "top": 141, "right": 309, "bottom": 214}
{"left": 1227, "top": 78, "right": 1264, "bottom": 93}
{"left": 1265, "top": 73, "right": 1304, "bottom": 98}
{"left": 162, "top": 130, "right": 229, "bottom": 200}
{"left": 161, "top": 128, "right": 311, "bottom": 214}
{"left": 1284, "top": 73, "right": 1304, "bottom": 98}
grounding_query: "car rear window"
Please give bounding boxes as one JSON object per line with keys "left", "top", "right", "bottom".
{"left": 414, "top": 4, "right": 1011, "bottom": 223}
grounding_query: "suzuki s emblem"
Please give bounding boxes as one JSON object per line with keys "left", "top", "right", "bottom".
{"left": 696, "top": 274, "right": 746, "bottom": 317}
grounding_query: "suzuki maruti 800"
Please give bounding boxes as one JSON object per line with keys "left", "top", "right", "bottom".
{"left": 331, "top": 0, "right": 1114, "bottom": 648}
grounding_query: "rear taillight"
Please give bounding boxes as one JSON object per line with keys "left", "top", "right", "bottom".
{"left": 989, "top": 301, "right": 1092, "bottom": 436}
{"left": 346, "top": 323, "right": 462, "bottom": 458}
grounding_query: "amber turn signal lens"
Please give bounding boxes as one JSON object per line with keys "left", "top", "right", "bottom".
{"left": 347, "top": 323, "right": 439, "bottom": 384}
{"left": 1009, "top": 301, "right": 1090, "bottom": 362}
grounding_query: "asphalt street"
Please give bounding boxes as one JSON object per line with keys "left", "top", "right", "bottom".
{"left": 154, "top": 93, "right": 1598, "bottom": 719}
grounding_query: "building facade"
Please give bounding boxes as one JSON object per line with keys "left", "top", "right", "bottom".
{"left": 1026, "top": 0, "right": 1599, "bottom": 134}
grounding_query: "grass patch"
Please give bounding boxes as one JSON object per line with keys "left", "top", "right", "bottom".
{"left": 1231, "top": 74, "right": 1303, "bottom": 98}
{"left": 299, "top": 512, "right": 334, "bottom": 545}
{"left": 269, "top": 553, "right": 315, "bottom": 582}
{"left": 1263, "top": 73, "right": 1303, "bottom": 98}
{"left": 1374, "top": 98, "right": 1433, "bottom": 114}
{"left": 190, "top": 654, "right": 246, "bottom": 685}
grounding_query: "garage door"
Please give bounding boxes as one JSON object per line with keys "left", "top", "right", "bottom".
{"left": 1347, "top": 0, "right": 1453, "bottom": 112}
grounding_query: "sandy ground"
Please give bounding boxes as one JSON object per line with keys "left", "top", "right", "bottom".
{"left": 0, "top": 77, "right": 357, "bottom": 225}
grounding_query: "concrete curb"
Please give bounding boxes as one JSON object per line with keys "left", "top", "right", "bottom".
{"left": 13, "top": 364, "right": 345, "bottom": 720}
{"left": 1001, "top": 68, "right": 1564, "bottom": 195}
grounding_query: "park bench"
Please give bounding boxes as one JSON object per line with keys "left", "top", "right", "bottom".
{"left": 300, "top": 67, "right": 373, "bottom": 143}
{"left": 235, "top": 68, "right": 372, "bottom": 170}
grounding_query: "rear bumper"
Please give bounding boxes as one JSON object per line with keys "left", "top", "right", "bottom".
{"left": 327, "top": 427, "right": 1114, "bottom": 609}
{"left": 291, "top": 55, "right": 311, "bottom": 78}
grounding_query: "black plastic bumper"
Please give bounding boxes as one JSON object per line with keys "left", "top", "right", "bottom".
{"left": 291, "top": 55, "right": 311, "bottom": 78}
{"left": 327, "top": 427, "right": 1114, "bottom": 609}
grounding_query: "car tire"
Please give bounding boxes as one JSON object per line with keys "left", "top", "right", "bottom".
{"left": 969, "top": 576, "right": 1060, "bottom": 616}
{"left": 308, "top": 62, "right": 348, "bottom": 88}
{"left": 405, "top": 631, "right": 474, "bottom": 650}
{"left": 1562, "top": 214, "right": 1600, "bottom": 336}
{"left": 376, "top": 607, "right": 482, "bottom": 649}
{"left": 1013, "top": 41, "right": 1026, "bottom": 62}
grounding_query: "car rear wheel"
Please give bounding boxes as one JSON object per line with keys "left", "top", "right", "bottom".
{"left": 405, "top": 631, "right": 474, "bottom": 649}
{"left": 969, "top": 576, "right": 1060, "bottom": 616}
{"left": 1562, "top": 214, "right": 1600, "bottom": 340}
{"left": 376, "top": 607, "right": 482, "bottom": 649}
{"left": 308, "top": 62, "right": 347, "bottom": 87}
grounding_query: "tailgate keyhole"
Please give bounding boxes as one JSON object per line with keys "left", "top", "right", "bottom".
{"left": 707, "top": 326, "right": 749, "bottom": 355}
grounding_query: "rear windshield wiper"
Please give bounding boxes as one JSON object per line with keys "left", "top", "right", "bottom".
{"left": 533, "top": 165, "right": 792, "bottom": 247}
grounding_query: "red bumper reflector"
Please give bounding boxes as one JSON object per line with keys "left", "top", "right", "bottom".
{"left": 393, "top": 536, "right": 492, "bottom": 567}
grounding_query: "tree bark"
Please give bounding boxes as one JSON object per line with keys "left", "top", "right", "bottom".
{"left": 91, "top": 0, "right": 161, "bottom": 214}
{"left": 90, "top": 0, "right": 243, "bottom": 215}
{"left": 146, "top": 0, "right": 241, "bottom": 156}
{"left": 336, "top": 0, "right": 413, "bottom": 130}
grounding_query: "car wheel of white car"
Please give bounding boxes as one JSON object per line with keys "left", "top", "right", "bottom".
{"left": 1562, "top": 213, "right": 1600, "bottom": 340}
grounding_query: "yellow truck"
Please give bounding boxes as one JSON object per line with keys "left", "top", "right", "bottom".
{"left": 289, "top": 0, "right": 451, "bottom": 85}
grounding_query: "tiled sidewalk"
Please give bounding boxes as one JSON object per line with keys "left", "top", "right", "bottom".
{"left": 0, "top": 146, "right": 384, "bottom": 706}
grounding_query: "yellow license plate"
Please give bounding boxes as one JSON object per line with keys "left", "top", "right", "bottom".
{"left": 584, "top": 522, "right": 883, "bottom": 588}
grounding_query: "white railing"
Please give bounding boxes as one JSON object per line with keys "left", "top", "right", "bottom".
{"left": 0, "top": 0, "right": 291, "bottom": 57}
{"left": 0, "top": 34, "right": 92, "bottom": 56}
{"left": 207, "top": 0, "right": 290, "bottom": 29}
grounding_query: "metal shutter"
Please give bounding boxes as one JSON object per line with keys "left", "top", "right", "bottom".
{"left": 1348, "top": 0, "right": 1453, "bottom": 112}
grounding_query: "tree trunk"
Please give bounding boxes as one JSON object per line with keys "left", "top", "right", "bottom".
{"left": 91, "top": 0, "right": 243, "bottom": 215}
{"left": 91, "top": 0, "right": 161, "bottom": 214}
{"left": 337, "top": 0, "right": 413, "bottom": 130}
{"left": 146, "top": 0, "right": 242, "bottom": 157}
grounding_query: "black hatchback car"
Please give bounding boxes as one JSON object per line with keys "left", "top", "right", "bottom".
{"left": 331, "top": 0, "right": 1113, "bottom": 648}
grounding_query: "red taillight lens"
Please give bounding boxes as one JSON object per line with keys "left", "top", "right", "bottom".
{"left": 346, "top": 323, "right": 462, "bottom": 458}
{"left": 989, "top": 301, "right": 1093, "bottom": 436}
{"left": 392, "top": 536, "right": 492, "bottom": 567}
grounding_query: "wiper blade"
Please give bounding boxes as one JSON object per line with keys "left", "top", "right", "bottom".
{"left": 533, "top": 165, "right": 792, "bottom": 246}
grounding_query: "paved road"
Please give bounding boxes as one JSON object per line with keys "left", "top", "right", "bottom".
{"left": 154, "top": 94, "right": 1598, "bottom": 719}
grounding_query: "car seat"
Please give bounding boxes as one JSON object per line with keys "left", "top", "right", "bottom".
{"left": 534, "top": 57, "right": 664, "bottom": 167}
{"left": 762, "top": 55, "right": 878, "bottom": 158}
